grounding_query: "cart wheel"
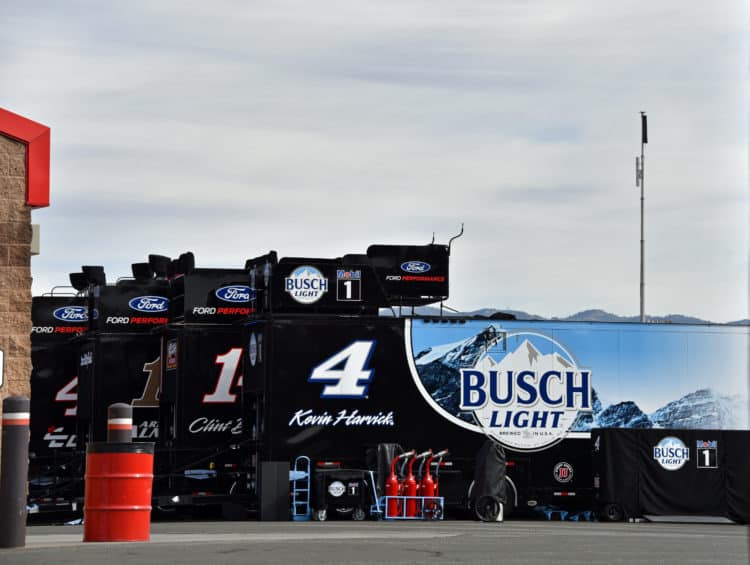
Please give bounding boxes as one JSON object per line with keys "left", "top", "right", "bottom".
{"left": 475, "top": 495, "right": 501, "bottom": 522}
{"left": 352, "top": 507, "right": 366, "bottom": 521}
{"left": 314, "top": 508, "right": 327, "bottom": 522}
{"left": 601, "top": 503, "right": 623, "bottom": 522}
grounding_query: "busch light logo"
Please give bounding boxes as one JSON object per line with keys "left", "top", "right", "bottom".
{"left": 457, "top": 332, "right": 591, "bottom": 451}
{"left": 53, "top": 306, "right": 88, "bottom": 322}
{"left": 215, "top": 285, "right": 254, "bottom": 303}
{"left": 285, "top": 266, "right": 328, "bottom": 304}
{"left": 400, "top": 261, "right": 431, "bottom": 273}
{"left": 653, "top": 436, "right": 690, "bottom": 470}
{"left": 128, "top": 296, "right": 169, "bottom": 313}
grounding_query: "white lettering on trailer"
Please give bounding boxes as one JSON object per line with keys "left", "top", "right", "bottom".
{"left": 31, "top": 326, "right": 54, "bottom": 334}
{"left": 288, "top": 409, "right": 394, "bottom": 427}
{"left": 133, "top": 420, "right": 159, "bottom": 439}
{"left": 203, "top": 347, "right": 243, "bottom": 403}
{"left": 188, "top": 417, "right": 242, "bottom": 435}
{"left": 308, "top": 341, "right": 376, "bottom": 398}
{"left": 55, "top": 377, "right": 78, "bottom": 417}
{"left": 192, "top": 307, "right": 217, "bottom": 315}
{"left": 44, "top": 427, "right": 77, "bottom": 448}
{"left": 106, "top": 316, "right": 130, "bottom": 324}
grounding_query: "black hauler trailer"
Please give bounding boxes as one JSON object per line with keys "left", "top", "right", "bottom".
{"left": 29, "top": 295, "right": 88, "bottom": 514}
{"left": 155, "top": 262, "right": 257, "bottom": 513}
{"left": 241, "top": 244, "right": 595, "bottom": 519}
{"left": 29, "top": 244, "right": 749, "bottom": 522}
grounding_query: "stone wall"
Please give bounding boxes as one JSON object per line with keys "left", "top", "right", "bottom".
{"left": 0, "top": 133, "right": 32, "bottom": 405}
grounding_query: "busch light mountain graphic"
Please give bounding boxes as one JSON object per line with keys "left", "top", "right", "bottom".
{"left": 414, "top": 325, "right": 505, "bottom": 422}
{"left": 414, "top": 325, "right": 592, "bottom": 450}
{"left": 411, "top": 322, "right": 749, "bottom": 440}
{"left": 575, "top": 389, "right": 747, "bottom": 430}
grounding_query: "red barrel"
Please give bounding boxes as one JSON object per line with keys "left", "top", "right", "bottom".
{"left": 83, "top": 442, "right": 154, "bottom": 542}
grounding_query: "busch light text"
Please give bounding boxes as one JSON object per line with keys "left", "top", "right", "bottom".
{"left": 653, "top": 437, "right": 690, "bottom": 470}
{"left": 285, "top": 278, "right": 328, "bottom": 293}
{"left": 460, "top": 369, "right": 591, "bottom": 429}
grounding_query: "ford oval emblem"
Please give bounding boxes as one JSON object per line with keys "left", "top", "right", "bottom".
{"left": 400, "top": 261, "right": 431, "bottom": 274}
{"left": 215, "top": 285, "right": 255, "bottom": 303}
{"left": 52, "top": 306, "right": 88, "bottom": 322}
{"left": 128, "top": 296, "right": 169, "bottom": 313}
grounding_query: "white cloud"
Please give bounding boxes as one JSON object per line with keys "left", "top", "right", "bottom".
{"left": 2, "top": 0, "right": 746, "bottom": 322}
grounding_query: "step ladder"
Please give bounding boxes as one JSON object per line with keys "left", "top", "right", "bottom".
{"left": 291, "top": 455, "right": 311, "bottom": 521}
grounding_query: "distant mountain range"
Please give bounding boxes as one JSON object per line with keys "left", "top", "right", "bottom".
{"left": 384, "top": 306, "right": 749, "bottom": 326}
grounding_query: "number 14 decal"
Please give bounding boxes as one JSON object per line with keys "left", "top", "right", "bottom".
{"left": 203, "top": 348, "right": 244, "bottom": 403}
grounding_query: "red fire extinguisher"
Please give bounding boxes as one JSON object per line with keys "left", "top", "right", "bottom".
{"left": 405, "top": 451, "right": 431, "bottom": 517}
{"left": 421, "top": 449, "right": 448, "bottom": 518}
{"left": 386, "top": 450, "right": 414, "bottom": 518}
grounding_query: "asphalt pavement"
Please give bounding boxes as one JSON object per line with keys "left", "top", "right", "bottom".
{"left": 2, "top": 519, "right": 748, "bottom": 565}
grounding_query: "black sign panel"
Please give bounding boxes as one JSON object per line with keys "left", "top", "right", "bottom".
{"left": 31, "top": 296, "right": 88, "bottom": 338}
{"left": 30, "top": 296, "right": 87, "bottom": 454}
{"left": 95, "top": 280, "right": 170, "bottom": 333}
{"left": 270, "top": 259, "right": 386, "bottom": 314}
{"left": 79, "top": 334, "right": 162, "bottom": 442}
{"left": 262, "top": 317, "right": 484, "bottom": 463}
{"left": 171, "top": 268, "right": 256, "bottom": 323}
{"left": 367, "top": 244, "right": 449, "bottom": 305}
{"left": 30, "top": 337, "right": 80, "bottom": 455}
{"left": 172, "top": 327, "right": 245, "bottom": 448}
{"left": 595, "top": 429, "right": 750, "bottom": 522}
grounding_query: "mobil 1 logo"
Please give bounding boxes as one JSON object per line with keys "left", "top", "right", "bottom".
{"left": 336, "top": 269, "right": 362, "bottom": 302}
{"left": 696, "top": 440, "right": 718, "bottom": 469}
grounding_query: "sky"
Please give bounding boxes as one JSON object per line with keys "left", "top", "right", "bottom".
{"left": 1, "top": 1, "right": 747, "bottom": 323}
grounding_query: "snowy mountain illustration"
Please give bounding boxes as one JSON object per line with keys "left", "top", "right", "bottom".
{"left": 414, "top": 324, "right": 749, "bottom": 432}
{"left": 416, "top": 327, "right": 577, "bottom": 424}
{"left": 649, "top": 389, "right": 748, "bottom": 429}
{"left": 570, "top": 389, "right": 748, "bottom": 431}
{"left": 415, "top": 325, "right": 504, "bottom": 420}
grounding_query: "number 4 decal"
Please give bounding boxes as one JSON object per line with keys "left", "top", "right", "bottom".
{"left": 308, "top": 341, "right": 376, "bottom": 398}
{"left": 55, "top": 377, "right": 78, "bottom": 416}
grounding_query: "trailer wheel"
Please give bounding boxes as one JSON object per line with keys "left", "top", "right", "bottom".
{"left": 475, "top": 495, "right": 502, "bottom": 522}
{"left": 601, "top": 503, "right": 624, "bottom": 522}
{"left": 467, "top": 479, "right": 515, "bottom": 517}
{"left": 313, "top": 508, "right": 327, "bottom": 522}
{"left": 352, "top": 507, "right": 366, "bottom": 521}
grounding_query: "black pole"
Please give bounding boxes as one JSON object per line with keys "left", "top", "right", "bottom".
{"left": 0, "top": 396, "right": 31, "bottom": 548}
{"left": 639, "top": 111, "right": 647, "bottom": 323}
{"left": 107, "top": 403, "right": 133, "bottom": 443}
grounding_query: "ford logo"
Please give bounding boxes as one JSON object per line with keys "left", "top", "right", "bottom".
{"left": 128, "top": 296, "right": 169, "bottom": 313}
{"left": 53, "top": 306, "right": 88, "bottom": 322}
{"left": 400, "top": 261, "right": 431, "bottom": 274}
{"left": 215, "top": 285, "right": 255, "bottom": 303}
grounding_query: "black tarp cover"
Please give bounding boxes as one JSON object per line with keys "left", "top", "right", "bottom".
{"left": 471, "top": 439, "right": 507, "bottom": 506}
{"left": 596, "top": 429, "right": 749, "bottom": 523}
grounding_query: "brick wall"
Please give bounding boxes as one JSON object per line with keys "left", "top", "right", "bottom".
{"left": 0, "top": 133, "right": 32, "bottom": 404}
